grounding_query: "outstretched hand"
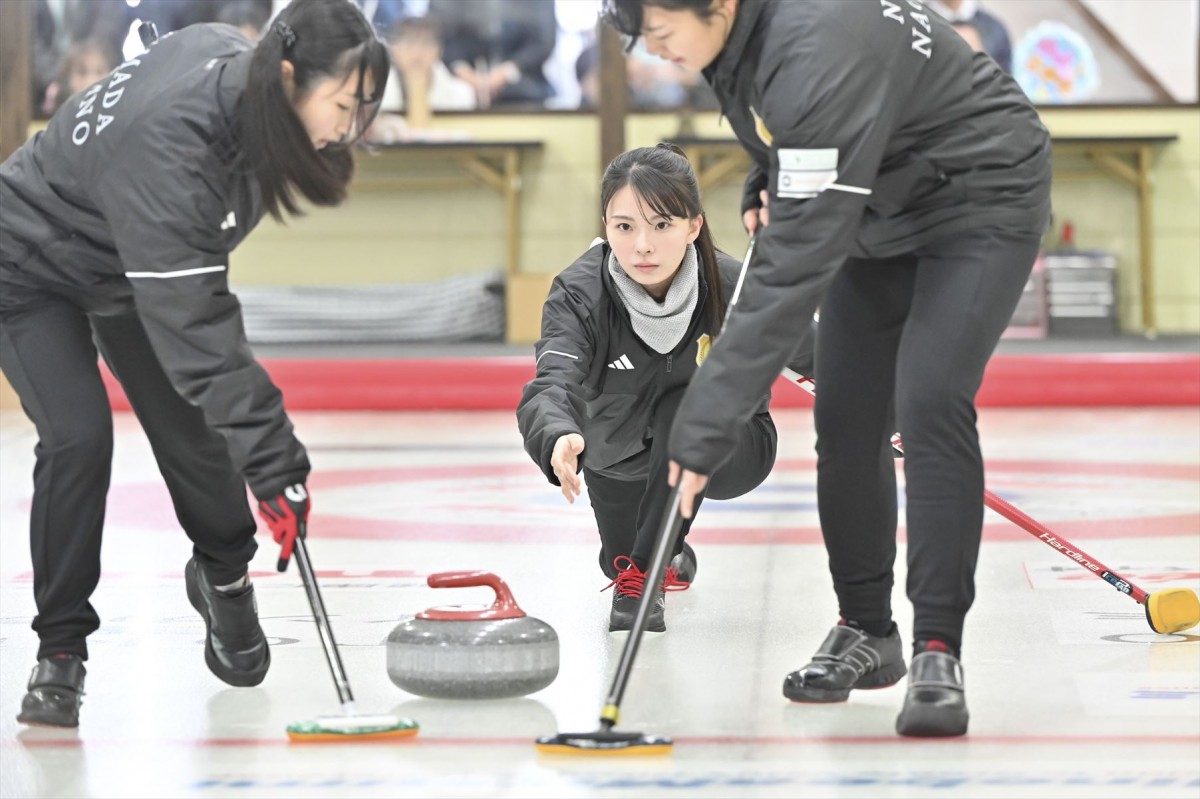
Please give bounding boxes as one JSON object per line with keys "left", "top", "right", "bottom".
{"left": 550, "top": 434, "right": 586, "bottom": 503}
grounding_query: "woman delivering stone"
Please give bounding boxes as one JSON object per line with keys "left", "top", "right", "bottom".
{"left": 517, "top": 143, "right": 777, "bottom": 634}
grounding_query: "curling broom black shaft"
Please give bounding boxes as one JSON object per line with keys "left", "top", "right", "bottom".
{"left": 294, "top": 537, "right": 356, "bottom": 705}
{"left": 602, "top": 484, "right": 685, "bottom": 713}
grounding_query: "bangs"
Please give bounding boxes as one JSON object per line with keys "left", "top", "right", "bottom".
{"left": 327, "top": 37, "right": 390, "bottom": 147}
{"left": 351, "top": 37, "right": 390, "bottom": 140}
{"left": 627, "top": 166, "right": 696, "bottom": 222}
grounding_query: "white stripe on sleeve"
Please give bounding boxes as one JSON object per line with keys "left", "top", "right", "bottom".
{"left": 125, "top": 265, "right": 228, "bottom": 279}
{"left": 535, "top": 349, "right": 580, "bottom": 366}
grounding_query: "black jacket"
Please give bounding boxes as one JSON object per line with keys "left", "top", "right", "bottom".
{"left": 518, "top": 242, "right": 771, "bottom": 484}
{"left": 0, "top": 24, "right": 308, "bottom": 499}
{"left": 671, "top": 0, "right": 1053, "bottom": 474}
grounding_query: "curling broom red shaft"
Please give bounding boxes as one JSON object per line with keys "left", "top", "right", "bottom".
{"left": 982, "top": 487, "right": 1150, "bottom": 604}
{"left": 898, "top": 424, "right": 1153, "bottom": 605}
{"left": 895, "top": 428, "right": 1153, "bottom": 605}
{"left": 785, "top": 368, "right": 1154, "bottom": 606}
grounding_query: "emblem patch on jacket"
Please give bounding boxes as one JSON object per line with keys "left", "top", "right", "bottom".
{"left": 696, "top": 333, "right": 711, "bottom": 366}
{"left": 750, "top": 106, "right": 772, "bottom": 146}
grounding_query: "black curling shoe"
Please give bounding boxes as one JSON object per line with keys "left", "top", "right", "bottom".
{"left": 895, "top": 650, "right": 969, "bottom": 737}
{"left": 185, "top": 558, "right": 270, "bottom": 687}
{"left": 783, "top": 624, "right": 907, "bottom": 702}
{"left": 17, "top": 654, "right": 86, "bottom": 728}
{"left": 667, "top": 542, "right": 697, "bottom": 586}
{"left": 605, "top": 557, "right": 666, "bottom": 633}
{"left": 609, "top": 585, "right": 667, "bottom": 633}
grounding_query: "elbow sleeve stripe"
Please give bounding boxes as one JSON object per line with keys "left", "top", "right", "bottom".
{"left": 535, "top": 349, "right": 580, "bottom": 366}
{"left": 125, "top": 265, "right": 227, "bottom": 279}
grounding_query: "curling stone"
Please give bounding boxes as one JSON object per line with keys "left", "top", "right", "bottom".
{"left": 387, "top": 571, "right": 558, "bottom": 700}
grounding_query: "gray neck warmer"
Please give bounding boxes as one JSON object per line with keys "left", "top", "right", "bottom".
{"left": 607, "top": 244, "right": 700, "bottom": 354}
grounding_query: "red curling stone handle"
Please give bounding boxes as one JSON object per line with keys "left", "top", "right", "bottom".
{"left": 418, "top": 571, "right": 527, "bottom": 621}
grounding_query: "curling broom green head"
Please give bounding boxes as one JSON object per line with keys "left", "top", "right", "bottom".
{"left": 1145, "top": 588, "right": 1200, "bottom": 634}
{"left": 287, "top": 716, "right": 419, "bottom": 743}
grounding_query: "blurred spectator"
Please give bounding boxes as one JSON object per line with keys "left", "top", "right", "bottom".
{"left": 32, "top": 0, "right": 132, "bottom": 116}
{"left": 132, "top": 0, "right": 215, "bottom": 33}
{"left": 952, "top": 21, "right": 987, "bottom": 55}
{"left": 429, "top": 0, "right": 557, "bottom": 107}
{"left": 576, "top": 41, "right": 601, "bottom": 109}
{"left": 135, "top": 0, "right": 272, "bottom": 36}
{"left": 40, "top": 38, "right": 120, "bottom": 117}
{"left": 30, "top": 0, "right": 271, "bottom": 116}
{"left": 357, "top": 0, "right": 411, "bottom": 35}
{"left": 928, "top": 0, "right": 1012, "bottom": 73}
{"left": 217, "top": 1, "right": 270, "bottom": 41}
{"left": 369, "top": 18, "right": 477, "bottom": 143}
{"left": 379, "top": 18, "right": 477, "bottom": 113}
{"left": 575, "top": 39, "right": 718, "bottom": 111}
{"left": 543, "top": 0, "right": 599, "bottom": 109}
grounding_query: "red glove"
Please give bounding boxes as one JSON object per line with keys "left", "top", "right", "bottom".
{"left": 257, "top": 483, "right": 310, "bottom": 572}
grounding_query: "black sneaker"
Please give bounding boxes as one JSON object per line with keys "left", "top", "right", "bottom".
{"left": 185, "top": 558, "right": 270, "bottom": 687}
{"left": 896, "top": 650, "right": 969, "bottom": 737}
{"left": 17, "top": 654, "right": 86, "bottom": 728}
{"left": 783, "top": 623, "right": 907, "bottom": 702}
{"left": 605, "top": 556, "right": 666, "bottom": 633}
{"left": 665, "top": 542, "right": 697, "bottom": 588}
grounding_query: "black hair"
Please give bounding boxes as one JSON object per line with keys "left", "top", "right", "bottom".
{"left": 240, "top": 0, "right": 390, "bottom": 220}
{"left": 601, "top": 0, "right": 724, "bottom": 49}
{"left": 601, "top": 143, "right": 726, "bottom": 336}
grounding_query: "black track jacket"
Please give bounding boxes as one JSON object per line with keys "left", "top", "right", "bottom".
{"left": 518, "top": 242, "right": 772, "bottom": 484}
{"left": 0, "top": 25, "right": 308, "bottom": 499}
{"left": 670, "top": 0, "right": 1053, "bottom": 474}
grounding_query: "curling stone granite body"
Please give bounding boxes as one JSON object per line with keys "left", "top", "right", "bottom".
{"left": 387, "top": 571, "right": 558, "bottom": 700}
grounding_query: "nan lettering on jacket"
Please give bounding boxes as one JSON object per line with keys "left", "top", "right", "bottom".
{"left": 71, "top": 56, "right": 143, "bottom": 146}
{"left": 879, "top": 0, "right": 934, "bottom": 59}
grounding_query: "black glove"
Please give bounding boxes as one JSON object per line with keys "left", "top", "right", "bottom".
{"left": 257, "top": 483, "right": 310, "bottom": 572}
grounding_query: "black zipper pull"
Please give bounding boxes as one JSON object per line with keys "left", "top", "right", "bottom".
{"left": 138, "top": 21, "right": 159, "bottom": 48}
{"left": 666, "top": 354, "right": 673, "bottom": 373}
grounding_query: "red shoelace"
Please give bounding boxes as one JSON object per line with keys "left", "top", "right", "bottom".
{"left": 663, "top": 565, "right": 691, "bottom": 591}
{"left": 601, "top": 556, "right": 691, "bottom": 597}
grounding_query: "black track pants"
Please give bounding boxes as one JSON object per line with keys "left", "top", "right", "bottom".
{"left": 585, "top": 386, "right": 777, "bottom": 579}
{"left": 812, "top": 229, "right": 1043, "bottom": 652}
{"left": 1, "top": 292, "right": 256, "bottom": 660}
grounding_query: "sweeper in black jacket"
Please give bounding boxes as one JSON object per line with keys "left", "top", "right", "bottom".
{"left": 0, "top": 0, "right": 388, "bottom": 727}
{"left": 518, "top": 144, "right": 777, "bottom": 634}
{"left": 603, "top": 0, "right": 1053, "bottom": 737}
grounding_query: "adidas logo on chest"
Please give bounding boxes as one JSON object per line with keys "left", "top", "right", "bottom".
{"left": 607, "top": 354, "right": 635, "bottom": 370}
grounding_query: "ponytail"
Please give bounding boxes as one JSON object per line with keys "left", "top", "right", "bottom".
{"left": 692, "top": 212, "right": 726, "bottom": 338}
